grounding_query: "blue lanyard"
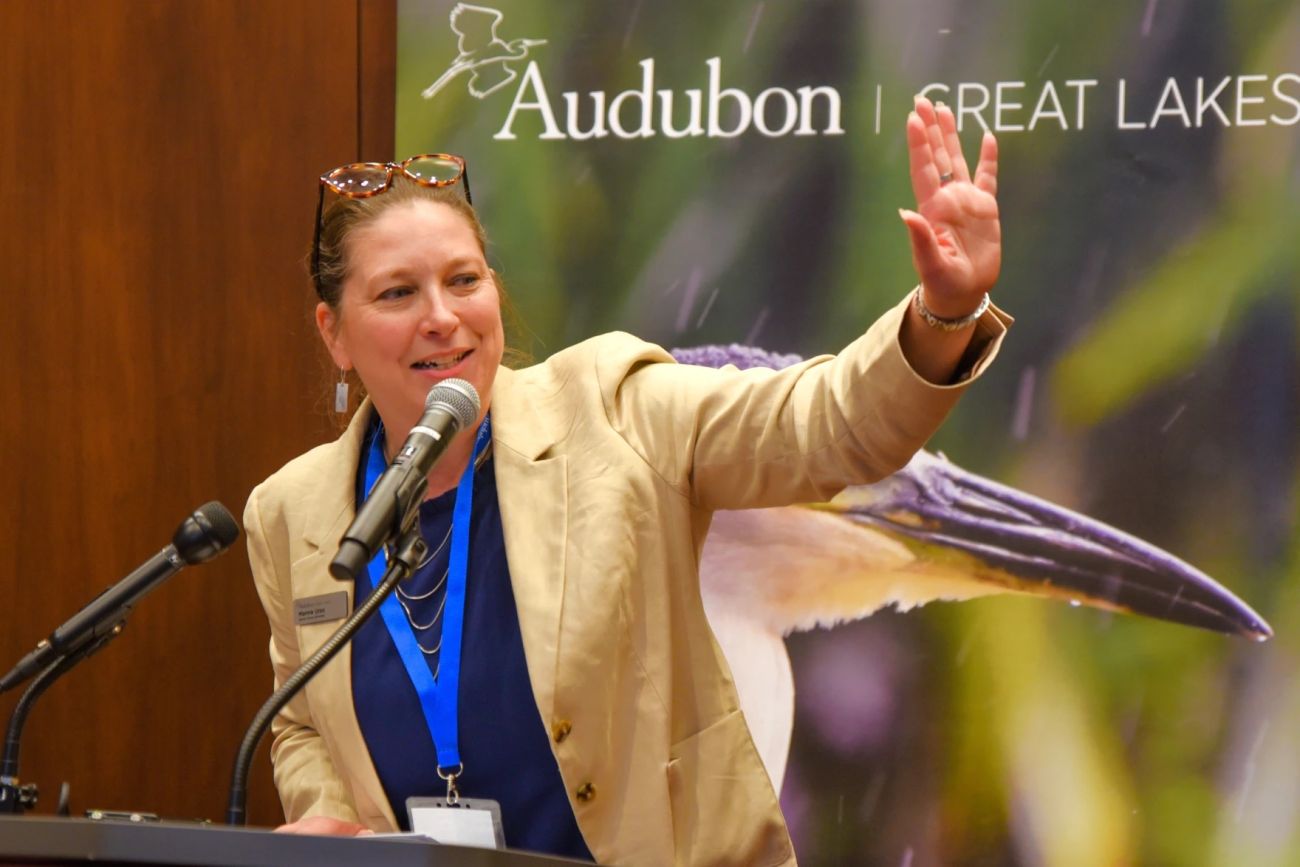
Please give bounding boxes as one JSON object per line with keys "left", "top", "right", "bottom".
{"left": 362, "top": 414, "right": 491, "bottom": 775}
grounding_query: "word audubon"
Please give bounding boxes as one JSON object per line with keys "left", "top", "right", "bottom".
{"left": 493, "top": 57, "right": 846, "bottom": 141}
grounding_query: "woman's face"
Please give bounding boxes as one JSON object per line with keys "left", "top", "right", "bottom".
{"left": 316, "top": 199, "right": 504, "bottom": 439}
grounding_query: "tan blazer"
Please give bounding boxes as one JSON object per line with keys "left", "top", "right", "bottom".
{"left": 244, "top": 295, "right": 1009, "bottom": 866}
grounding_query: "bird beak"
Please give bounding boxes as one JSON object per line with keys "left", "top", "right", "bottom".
{"left": 816, "top": 451, "right": 1272, "bottom": 641}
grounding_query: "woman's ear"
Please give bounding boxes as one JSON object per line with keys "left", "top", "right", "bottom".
{"left": 315, "top": 301, "right": 352, "bottom": 371}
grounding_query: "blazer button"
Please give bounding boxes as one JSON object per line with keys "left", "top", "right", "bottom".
{"left": 575, "top": 782, "right": 596, "bottom": 803}
{"left": 552, "top": 720, "right": 573, "bottom": 743}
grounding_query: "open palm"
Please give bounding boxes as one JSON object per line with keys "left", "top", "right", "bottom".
{"left": 900, "top": 97, "right": 1001, "bottom": 318}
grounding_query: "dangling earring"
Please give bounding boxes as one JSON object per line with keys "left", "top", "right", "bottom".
{"left": 335, "top": 368, "right": 350, "bottom": 414}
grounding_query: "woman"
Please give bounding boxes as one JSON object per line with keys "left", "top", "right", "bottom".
{"left": 245, "top": 96, "right": 1009, "bottom": 865}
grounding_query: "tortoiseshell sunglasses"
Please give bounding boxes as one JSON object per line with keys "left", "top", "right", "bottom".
{"left": 311, "top": 153, "right": 472, "bottom": 298}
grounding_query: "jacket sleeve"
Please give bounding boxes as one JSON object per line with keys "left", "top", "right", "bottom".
{"left": 598, "top": 292, "right": 1011, "bottom": 511}
{"left": 244, "top": 486, "right": 361, "bottom": 825}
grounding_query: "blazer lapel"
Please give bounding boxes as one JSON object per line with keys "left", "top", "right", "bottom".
{"left": 490, "top": 366, "right": 569, "bottom": 724}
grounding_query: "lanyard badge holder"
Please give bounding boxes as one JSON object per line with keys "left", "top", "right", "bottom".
{"left": 406, "top": 795, "right": 505, "bottom": 849}
{"left": 363, "top": 416, "right": 504, "bottom": 849}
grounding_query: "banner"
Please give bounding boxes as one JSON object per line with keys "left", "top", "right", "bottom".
{"left": 397, "top": 2, "right": 1300, "bottom": 863}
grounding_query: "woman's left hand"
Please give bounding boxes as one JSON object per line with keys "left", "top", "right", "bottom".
{"left": 275, "top": 815, "right": 375, "bottom": 836}
{"left": 900, "top": 95, "right": 1001, "bottom": 319}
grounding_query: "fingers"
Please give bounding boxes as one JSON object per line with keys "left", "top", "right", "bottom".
{"left": 973, "top": 131, "right": 999, "bottom": 196}
{"left": 909, "top": 95, "right": 972, "bottom": 203}
{"left": 936, "top": 102, "right": 971, "bottom": 182}
{"left": 915, "top": 98, "right": 954, "bottom": 184}
{"left": 912, "top": 95, "right": 995, "bottom": 201}
{"left": 907, "top": 111, "right": 941, "bottom": 202}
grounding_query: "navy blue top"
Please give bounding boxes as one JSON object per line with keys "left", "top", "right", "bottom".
{"left": 350, "top": 419, "right": 593, "bottom": 861}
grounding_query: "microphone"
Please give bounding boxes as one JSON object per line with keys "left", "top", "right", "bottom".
{"left": 0, "top": 502, "right": 240, "bottom": 693}
{"left": 330, "top": 379, "right": 480, "bottom": 582}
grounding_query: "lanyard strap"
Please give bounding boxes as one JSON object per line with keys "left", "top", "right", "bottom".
{"left": 362, "top": 414, "right": 491, "bottom": 775}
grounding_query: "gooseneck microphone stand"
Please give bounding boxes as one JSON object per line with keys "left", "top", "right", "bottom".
{"left": 0, "top": 619, "right": 126, "bottom": 814}
{"left": 225, "top": 523, "right": 428, "bottom": 826}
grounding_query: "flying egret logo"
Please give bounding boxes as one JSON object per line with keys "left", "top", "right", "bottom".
{"left": 419, "top": 4, "right": 845, "bottom": 142}
{"left": 420, "top": 4, "right": 547, "bottom": 101}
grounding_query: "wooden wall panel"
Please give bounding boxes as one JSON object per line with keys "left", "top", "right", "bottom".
{"left": 0, "top": 0, "right": 396, "bottom": 827}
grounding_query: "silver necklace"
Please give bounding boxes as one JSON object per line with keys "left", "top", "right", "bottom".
{"left": 397, "top": 581, "right": 448, "bottom": 657}
{"left": 395, "top": 546, "right": 450, "bottom": 657}
{"left": 386, "top": 439, "right": 494, "bottom": 658}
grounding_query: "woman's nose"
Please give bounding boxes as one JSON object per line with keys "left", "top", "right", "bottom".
{"left": 417, "top": 288, "right": 459, "bottom": 334}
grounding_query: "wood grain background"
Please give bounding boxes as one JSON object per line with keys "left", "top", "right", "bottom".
{"left": 0, "top": 0, "right": 395, "bottom": 827}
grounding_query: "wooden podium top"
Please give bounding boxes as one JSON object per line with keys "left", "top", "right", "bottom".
{"left": 0, "top": 816, "right": 588, "bottom": 866}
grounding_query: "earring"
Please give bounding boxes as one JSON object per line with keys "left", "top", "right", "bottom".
{"left": 334, "top": 368, "right": 350, "bottom": 413}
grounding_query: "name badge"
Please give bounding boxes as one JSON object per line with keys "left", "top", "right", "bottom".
{"left": 407, "top": 797, "right": 504, "bottom": 849}
{"left": 293, "top": 591, "right": 349, "bottom": 626}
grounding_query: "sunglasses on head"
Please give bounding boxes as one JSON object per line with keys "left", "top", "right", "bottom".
{"left": 311, "top": 153, "right": 472, "bottom": 298}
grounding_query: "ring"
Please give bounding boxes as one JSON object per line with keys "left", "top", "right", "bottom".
{"left": 939, "top": 172, "right": 954, "bottom": 185}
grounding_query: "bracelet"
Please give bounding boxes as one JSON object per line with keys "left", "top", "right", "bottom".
{"left": 912, "top": 287, "right": 990, "bottom": 332}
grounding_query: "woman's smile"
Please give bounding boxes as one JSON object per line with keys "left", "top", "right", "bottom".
{"left": 411, "top": 349, "right": 472, "bottom": 373}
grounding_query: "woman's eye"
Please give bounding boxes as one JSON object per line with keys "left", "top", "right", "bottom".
{"left": 378, "top": 286, "right": 414, "bottom": 301}
{"left": 450, "top": 273, "right": 481, "bottom": 290}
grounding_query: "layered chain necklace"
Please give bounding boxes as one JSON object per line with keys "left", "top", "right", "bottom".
{"left": 393, "top": 441, "right": 493, "bottom": 665}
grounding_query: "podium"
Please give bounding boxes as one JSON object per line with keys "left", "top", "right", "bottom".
{"left": 0, "top": 816, "right": 588, "bottom": 866}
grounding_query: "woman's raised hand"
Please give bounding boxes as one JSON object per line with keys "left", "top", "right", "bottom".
{"left": 900, "top": 95, "right": 1001, "bottom": 319}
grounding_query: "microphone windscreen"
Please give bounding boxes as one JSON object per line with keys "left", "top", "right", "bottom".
{"left": 174, "top": 501, "right": 241, "bottom": 564}
{"left": 425, "top": 379, "right": 480, "bottom": 430}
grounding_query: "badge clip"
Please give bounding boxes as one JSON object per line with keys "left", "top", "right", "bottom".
{"left": 437, "top": 763, "right": 463, "bottom": 806}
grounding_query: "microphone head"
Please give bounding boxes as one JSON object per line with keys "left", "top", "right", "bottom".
{"left": 425, "top": 379, "right": 481, "bottom": 431}
{"left": 173, "top": 501, "right": 241, "bottom": 565}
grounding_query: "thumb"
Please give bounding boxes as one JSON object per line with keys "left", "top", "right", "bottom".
{"left": 899, "top": 209, "right": 944, "bottom": 276}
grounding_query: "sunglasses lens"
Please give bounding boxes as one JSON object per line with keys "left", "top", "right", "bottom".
{"left": 325, "top": 164, "right": 390, "bottom": 196}
{"left": 405, "top": 156, "right": 464, "bottom": 185}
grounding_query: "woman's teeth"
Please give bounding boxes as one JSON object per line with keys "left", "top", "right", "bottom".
{"left": 413, "top": 351, "right": 468, "bottom": 371}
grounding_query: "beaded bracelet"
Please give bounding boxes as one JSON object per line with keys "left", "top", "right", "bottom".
{"left": 912, "top": 286, "right": 990, "bottom": 332}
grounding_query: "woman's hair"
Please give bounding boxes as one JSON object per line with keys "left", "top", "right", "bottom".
{"left": 312, "top": 176, "right": 531, "bottom": 369}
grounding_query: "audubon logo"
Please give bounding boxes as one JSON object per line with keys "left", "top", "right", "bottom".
{"left": 421, "top": 4, "right": 845, "bottom": 141}
{"left": 421, "top": 3, "right": 547, "bottom": 100}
